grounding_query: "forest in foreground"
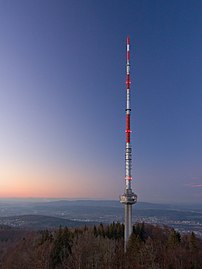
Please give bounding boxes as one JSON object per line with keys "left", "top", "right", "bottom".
{"left": 0, "top": 222, "right": 202, "bottom": 269}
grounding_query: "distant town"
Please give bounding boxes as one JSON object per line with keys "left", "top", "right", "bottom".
{"left": 0, "top": 200, "right": 201, "bottom": 238}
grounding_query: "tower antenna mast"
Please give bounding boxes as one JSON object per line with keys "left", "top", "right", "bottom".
{"left": 120, "top": 36, "right": 137, "bottom": 251}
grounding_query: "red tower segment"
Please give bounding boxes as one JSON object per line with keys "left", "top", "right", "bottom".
{"left": 125, "top": 114, "right": 131, "bottom": 143}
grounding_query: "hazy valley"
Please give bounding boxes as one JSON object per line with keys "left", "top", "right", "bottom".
{"left": 0, "top": 199, "right": 201, "bottom": 238}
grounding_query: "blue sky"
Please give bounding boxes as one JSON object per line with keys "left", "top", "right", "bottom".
{"left": 0, "top": 0, "right": 201, "bottom": 203}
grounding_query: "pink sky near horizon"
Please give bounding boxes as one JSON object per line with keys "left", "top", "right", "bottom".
{"left": 0, "top": 160, "right": 122, "bottom": 199}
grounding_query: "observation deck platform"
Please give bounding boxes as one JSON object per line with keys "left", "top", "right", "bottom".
{"left": 120, "top": 190, "right": 137, "bottom": 205}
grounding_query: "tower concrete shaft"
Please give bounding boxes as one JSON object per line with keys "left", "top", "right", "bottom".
{"left": 120, "top": 36, "right": 137, "bottom": 251}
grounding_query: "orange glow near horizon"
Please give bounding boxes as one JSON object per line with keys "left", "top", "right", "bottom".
{"left": 0, "top": 161, "right": 118, "bottom": 200}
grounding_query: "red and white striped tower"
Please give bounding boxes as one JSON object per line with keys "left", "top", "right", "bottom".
{"left": 120, "top": 36, "right": 137, "bottom": 251}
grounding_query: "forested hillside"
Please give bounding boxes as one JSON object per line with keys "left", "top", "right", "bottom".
{"left": 0, "top": 223, "right": 201, "bottom": 269}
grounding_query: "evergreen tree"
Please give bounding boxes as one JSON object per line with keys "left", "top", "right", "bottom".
{"left": 50, "top": 227, "right": 72, "bottom": 268}
{"left": 168, "top": 228, "right": 181, "bottom": 248}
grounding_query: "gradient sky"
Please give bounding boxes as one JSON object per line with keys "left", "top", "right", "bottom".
{"left": 0, "top": 0, "right": 201, "bottom": 203}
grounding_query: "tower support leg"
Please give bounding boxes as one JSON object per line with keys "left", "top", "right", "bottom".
{"left": 124, "top": 204, "right": 132, "bottom": 251}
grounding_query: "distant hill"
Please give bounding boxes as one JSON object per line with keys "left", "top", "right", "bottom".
{"left": 0, "top": 215, "right": 96, "bottom": 229}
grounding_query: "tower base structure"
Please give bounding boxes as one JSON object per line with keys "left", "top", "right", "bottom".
{"left": 120, "top": 189, "right": 137, "bottom": 251}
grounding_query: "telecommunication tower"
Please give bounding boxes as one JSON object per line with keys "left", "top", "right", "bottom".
{"left": 120, "top": 36, "right": 137, "bottom": 251}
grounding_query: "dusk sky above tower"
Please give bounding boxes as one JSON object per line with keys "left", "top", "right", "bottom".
{"left": 0, "top": 0, "right": 201, "bottom": 203}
